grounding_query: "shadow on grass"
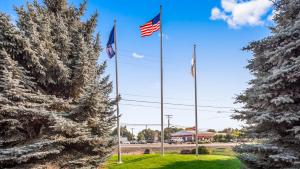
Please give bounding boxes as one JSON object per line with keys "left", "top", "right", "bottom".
{"left": 156, "top": 158, "right": 240, "bottom": 169}
{"left": 124, "top": 155, "right": 156, "bottom": 163}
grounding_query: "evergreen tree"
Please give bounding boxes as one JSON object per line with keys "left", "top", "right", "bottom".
{"left": 0, "top": 48, "right": 61, "bottom": 166}
{"left": 14, "top": 0, "right": 99, "bottom": 98}
{"left": 233, "top": 0, "right": 300, "bottom": 168}
{"left": 0, "top": 13, "right": 44, "bottom": 88}
{"left": 111, "top": 126, "right": 135, "bottom": 141}
{"left": 0, "top": 0, "right": 116, "bottom": 168}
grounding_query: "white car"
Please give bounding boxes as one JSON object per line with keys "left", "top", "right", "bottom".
{"left": 121, "top": 141, "right": 130, "bottom": 144}
{"left": 169, "top": 138, "right": 184, "bottom": 144}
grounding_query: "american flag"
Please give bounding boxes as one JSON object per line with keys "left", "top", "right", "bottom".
{"left": 140, "top": 14, "right": 160, "bottom": 37}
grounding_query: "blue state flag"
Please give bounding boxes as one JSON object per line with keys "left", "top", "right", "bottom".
{"left": 106, "top": 26, "right": 115, "bottom": 58}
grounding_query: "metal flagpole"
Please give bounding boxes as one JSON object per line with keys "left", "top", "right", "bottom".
{"left": 193, "top": 44, "right": 199, "bottom": 155}
{"left": 114, "top": 19, "right": 122, "bottom": 163}
{"left": 160, "top": 5, "right": 164, "bottom": 156}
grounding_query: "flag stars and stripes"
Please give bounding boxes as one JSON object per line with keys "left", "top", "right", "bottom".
{"left": 140, "top": 14, "right": 160, "bottom": 37}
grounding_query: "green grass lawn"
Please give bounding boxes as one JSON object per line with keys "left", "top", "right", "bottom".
{"left": 103, "top": 154, "right": 241, "bottom": 169}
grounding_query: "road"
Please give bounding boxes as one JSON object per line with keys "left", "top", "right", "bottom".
{"left": 114, "top": 142, "right": 240, "bottom": 154}
{"left": 122, "top": 142, "right": 239, "bottom": 148}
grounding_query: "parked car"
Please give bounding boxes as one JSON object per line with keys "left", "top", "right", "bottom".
{"left": 130, "top": 140, "right": 138, "bottom": 144}
{"left": 169, "top": 137, "right": 184, "bottom": 144}
{"left": 121, "top": 141, "right": 130, "bottom": 144}
{"left": 146, "top": 139, "right": 155, "bottom": 143}
{"left": 138, "top": 140, "right": 147, "bottom": 144}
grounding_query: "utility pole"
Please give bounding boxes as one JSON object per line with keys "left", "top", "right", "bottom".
{"left": 131, "top": 128, "right": 134, "bottom": 140}
{"left": 165, "top": 115, "right": 173, "bottom": 128}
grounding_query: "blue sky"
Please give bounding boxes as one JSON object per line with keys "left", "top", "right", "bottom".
{"left": 1, "top": 0, "right": 274, "bottom": 133}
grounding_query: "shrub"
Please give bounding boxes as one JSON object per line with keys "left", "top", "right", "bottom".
{"left": 191, "top": 146, "right": 210, "bottom": 154}
{"left": 180, "top": 149, "right": 192, "bottom": 154}
{"left": 144, "top": 149, "right": 152, "bottom": 154}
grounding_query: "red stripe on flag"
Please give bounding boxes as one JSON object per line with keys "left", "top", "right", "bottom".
{"left": 140, "top": 21, "right": 160, "bottom": 37}
{"left": 141, "top": 33, "right": 153, "bottom": 37}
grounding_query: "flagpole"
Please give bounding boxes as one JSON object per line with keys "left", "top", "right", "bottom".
{"left": 194, "top": 44, "right": 199, "bottom": 155}
{"left": 160, "top": 5, "right": 164, "bottom": 156}
{"left": 114, "top": 19, "right": 122, "bottom": 163}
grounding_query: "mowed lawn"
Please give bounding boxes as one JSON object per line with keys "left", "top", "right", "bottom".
{"left": 103, "top": 154, "right": 241, "bottom": 169}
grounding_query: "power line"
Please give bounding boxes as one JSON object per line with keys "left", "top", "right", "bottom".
{"left": 122, "top": 123, "right": 162, "bottom": 126}
{"left": 115, "top": 93, "right": 194, "bottom": 101}
{"left": 121, "top": 93, "right": 166, "bottom": 99}
{"left": 120, "top": 103, "right": 234, "bottom": 113}
{"left": 122, "top": 98, "right": 235, "bottom": 109}
{"left": 121, "top": 123, "right": 209, "bottom": 130}
{"left": 113, "top": 93, "right": 222, "bottom": 103}
{"left": 121, "top": 93, "right": 192, "bottom": 101}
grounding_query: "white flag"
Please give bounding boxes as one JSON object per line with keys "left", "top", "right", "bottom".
{"left": 191, "top": 54, "right": 195, "bottom": 77}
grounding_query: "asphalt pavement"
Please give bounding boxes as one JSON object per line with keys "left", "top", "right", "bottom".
{"left": 122, "top": 142, "right": 239, "bottom": 148}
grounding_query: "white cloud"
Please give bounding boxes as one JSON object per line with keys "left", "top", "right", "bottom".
{"left": 210, "top": 0, "right": 273, "bottom": 28}
{"left": 132, "top": 52, "right": 144, "bottom": 59}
